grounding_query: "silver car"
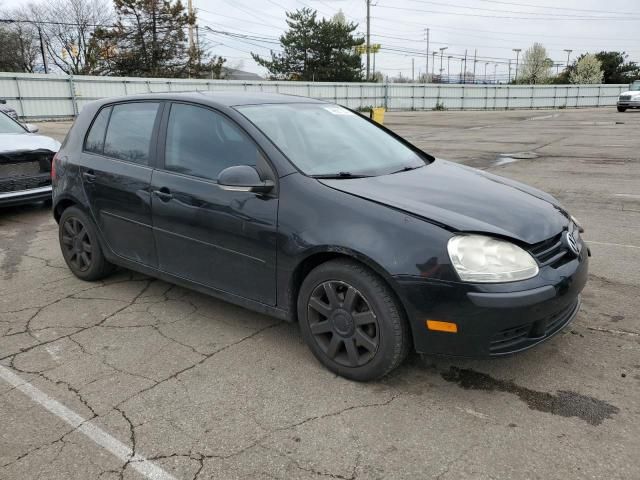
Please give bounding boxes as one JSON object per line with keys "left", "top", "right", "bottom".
{"left": 0, "top": 112, "right": 60, "bottom": 207}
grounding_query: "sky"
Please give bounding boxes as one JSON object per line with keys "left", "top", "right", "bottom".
{"left": 2, "top": 0, "right": 639, "bottom": 81}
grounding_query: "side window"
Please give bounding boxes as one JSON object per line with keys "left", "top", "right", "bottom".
{"left": 103, "top": 102, "right": 159, "bottom": 164}
{"left": 84, "top": 107, "right": 111, "bottom": 154}
{"left": 164, "top": 103, "right": 258, "bottom": 181}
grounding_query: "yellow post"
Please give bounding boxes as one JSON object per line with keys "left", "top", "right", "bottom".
{"left": 370, "top": 107, "right": 385, "bottom": 124}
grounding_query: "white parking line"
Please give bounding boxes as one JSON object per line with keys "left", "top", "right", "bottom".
{"left": 0, "top": 364, "right": 176, "bottom": 480}
{"left": 587, "top": 240, "right": 640, "bottom": 250}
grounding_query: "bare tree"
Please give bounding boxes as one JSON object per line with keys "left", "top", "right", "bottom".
{"left": 25, "top": 0, "right": 113, "bottom": 74}
{"left": 0, "top": 6, "right": 40, "bottom": 72}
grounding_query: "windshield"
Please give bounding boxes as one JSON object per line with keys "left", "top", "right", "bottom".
{"left": 631, "top": 83, "right": 640, "bottom": 91}
{"left": 236, "top": 103, "right": 426, "bottom": 177}
{"left": 0, "top": 112, "right": 25, "bottom": 134}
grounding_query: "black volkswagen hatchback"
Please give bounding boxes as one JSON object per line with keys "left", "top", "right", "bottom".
{"left": 53, "top": 93, "right": 588, "bottom": 381}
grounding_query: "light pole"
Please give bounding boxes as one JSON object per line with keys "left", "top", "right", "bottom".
{"left": 512, "top": 48, "right": 521, "bottom": 83}
{"left": 494, "top": 63, "right": 498, "bottom": 84}
{"left": 439, "top": 47, "right": 448, "bottom": 79}
{"left": 447, "top": 55, "right": 452, "bottom": 83}
{"left": 484, "top": 62, "right": 489, "bottom": 83}
{"left": 564, "top": 49, "right": 573, "bottom": 70}
{"left": 432, "top": 51, "right": 437, "bottom": 77}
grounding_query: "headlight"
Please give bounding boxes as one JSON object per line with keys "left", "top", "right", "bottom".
{"left": 447, "top": 234, "right": 539, "bottom": 283}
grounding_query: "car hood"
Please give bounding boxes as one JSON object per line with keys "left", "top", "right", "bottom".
{"left": 620, "top": 90, "right": 640, "bottom": 97}
{"left": 319, "top": 159, "right": 569, "bottom": 245}
{"left": 0, "top": 133, "right": 60, "bottom": 155}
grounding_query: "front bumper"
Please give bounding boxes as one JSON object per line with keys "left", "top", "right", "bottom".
{"left": 395, "top": 242, "right": 589, "bottom": 357}
{"left": 0, "top": 185, "right": 52, "bottom": 207}
{"left": 618, "top": 100, "right": 640, "bottom": 108}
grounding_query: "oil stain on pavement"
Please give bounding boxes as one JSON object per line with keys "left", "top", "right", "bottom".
{"left": 442, "top": 367, "right": 619, "bottom": 426}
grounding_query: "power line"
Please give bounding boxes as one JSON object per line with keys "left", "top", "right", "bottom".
{"left": 375, "top": 4, "right": 640, "bottom": 21}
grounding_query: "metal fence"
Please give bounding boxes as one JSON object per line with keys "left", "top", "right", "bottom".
{"left": 0, "top": 72, "right": 630, "bottom": 120}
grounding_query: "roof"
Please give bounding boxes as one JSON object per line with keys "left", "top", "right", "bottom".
{"left": 88, "top": 91, "right": 326, "bottom": 109}
{"left": 223, "top": 68, "right": 264, "bottom": 80}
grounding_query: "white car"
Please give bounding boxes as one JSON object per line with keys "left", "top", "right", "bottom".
{"left": 0, "top": 112, "right": 60, "bottom": 207}
{"left": 617, "top": 81, "right": 640, "bottom": 112}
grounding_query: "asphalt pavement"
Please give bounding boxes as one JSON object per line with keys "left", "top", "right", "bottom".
{"left": 1, "top": 107, "right": 639, "bottom": 479}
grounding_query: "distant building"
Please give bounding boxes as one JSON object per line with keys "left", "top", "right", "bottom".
{"left": 223, "top": 68, "right": 263, "bottom": 80}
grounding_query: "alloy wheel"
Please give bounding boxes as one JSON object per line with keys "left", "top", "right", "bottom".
{"left": 307, "top": 281, "right": 379, "bottom": 367}
{"left": 61, "top": 217, "right": 93, "bottom": 272}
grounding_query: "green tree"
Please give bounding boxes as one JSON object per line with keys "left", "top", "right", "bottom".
{"left": 593, "top": 51, "right": 640, "bottom": 84}
{"left": 569, "top": 54, "right": 603, "bottom": 84}
{"left": 517, "top": 43, "right": 553, "bottom": 84}
{"left": 92, "top": 0, "right": 221, "bottom": 78}
{"left": 252, "top": 8, "right": 364, "bottom": 81}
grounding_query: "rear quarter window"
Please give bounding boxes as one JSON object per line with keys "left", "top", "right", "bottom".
{"left": 84, "top": 107, "right": 111, "bottom": 154}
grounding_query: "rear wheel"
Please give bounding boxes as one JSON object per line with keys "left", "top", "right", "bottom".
{"left": 617, "top": 106, "right": 627, "bottom": 112}
{"left": 59, "top": 206, "right": 113, "bottom": 281}
{"left": 298, "top": 259, "right": 410, "bottom": 381}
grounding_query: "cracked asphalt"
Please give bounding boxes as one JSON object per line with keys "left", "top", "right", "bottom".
{"left": 1, "top": 108, "right": 639, "bottom": 479}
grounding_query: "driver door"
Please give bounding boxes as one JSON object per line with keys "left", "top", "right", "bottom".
{"left": 150, "top": 102, "right": 278, "bottom": 305}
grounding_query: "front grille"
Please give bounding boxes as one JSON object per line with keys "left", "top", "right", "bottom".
{"left": 0, "top": 174, "right": 51, "bottom": 193}
{"left": 0, "top": 152, "right": 53, "bottom": 193}
{"left": 619, "top": 95, "right": 632, "bottom": 101}
{"left": 529, "top": 233, "right": 568, "bottom": 268}
{"left": 489, "top": 299, "right": 579, "bottom": 354}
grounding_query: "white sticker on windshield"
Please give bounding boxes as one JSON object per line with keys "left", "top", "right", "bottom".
{"left": 323, "top": 106, "right": 355, "bottom": 116}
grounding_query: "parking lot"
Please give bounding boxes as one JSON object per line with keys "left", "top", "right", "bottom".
{"left": 1, "top": 107, "right": 639, "bottom": 479}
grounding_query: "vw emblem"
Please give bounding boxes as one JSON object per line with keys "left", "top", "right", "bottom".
{"left": 564, "top": 231, "right": 580, "bottom": 256}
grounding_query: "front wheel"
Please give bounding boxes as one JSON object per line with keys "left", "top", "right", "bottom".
{"left": 59, "top": 206, "right": 114, "bottom": 281}
{"left": 617, "top": 106, "right": 627, "bottom": 112}
{"left": 297, "top": 259, "right": 410, "bottom": 381}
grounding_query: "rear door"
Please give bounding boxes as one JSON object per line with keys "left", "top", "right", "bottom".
{"left": 150, "top": 102, "right": 278, "bottom": 305}
{"left": 80, "top": 101, "right": 162, "bottom": 267}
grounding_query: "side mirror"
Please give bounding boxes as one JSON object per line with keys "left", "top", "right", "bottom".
{"left": 218, "top": 165, "right": 274, "bottom": 194}
{"left": 24, "top": 123, "right": 39, "bottom": 133}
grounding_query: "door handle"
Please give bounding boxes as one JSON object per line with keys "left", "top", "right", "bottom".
{"left": 153, "top": 187, "right": 173, "bottom": 202}
{"left": 83, "top": 170, "right": 96, "bottom": 183}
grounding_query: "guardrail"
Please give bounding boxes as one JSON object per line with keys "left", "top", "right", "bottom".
{"left": 0, "top": 72, "right": 629, "bottom": 120}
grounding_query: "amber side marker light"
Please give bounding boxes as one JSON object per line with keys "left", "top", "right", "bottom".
{"left": 426, "top": 320, "right": 458, "bottom": 333}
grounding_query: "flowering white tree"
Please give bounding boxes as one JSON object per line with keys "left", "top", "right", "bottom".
{"left": 518, "top": 43, "right": 553, "bottom": 84}
{"left": 570, "top": 54, "right": 604, "bottom": 84}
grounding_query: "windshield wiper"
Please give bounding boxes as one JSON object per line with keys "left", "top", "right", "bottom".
{"left": 311, "top": 172, "right": 373, "bottom": 179}
{"left": 390, "top": 164, "right": 424, "bottom": 174}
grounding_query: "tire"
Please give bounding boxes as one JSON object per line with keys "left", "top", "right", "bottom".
{"left": 297, "top": 259, "right": 410, "bottom": 381}
{"left": 59, "top": 206, "right": 114, "bottom": 281}
{"left": 617, "top": 106, "right": 626, "bottom": 112}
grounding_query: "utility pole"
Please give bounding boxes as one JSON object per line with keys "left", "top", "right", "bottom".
{"left": 366, "top": 0, "right": 371, "bottom": 80}
{"left": 432, "top": 51, "right": 436, "bottom": 77}
{"left": 463, "top": 49, "right": 468, "bottom": 84}
{"left": 412, "top": 58, "right": 415, "bottom": 82}
{"left": 424, "top": 28, "right": 430, "bottom": 83}
{"left": 513, "top": 48, "right": 521, "bottom": 83}
{"left": 472, "top": 49, "right": 477, "bottom": 84}
{"left": 494, "top": 63, "right": 498, "bottom": 84}
{"left": 37, "top": 26, "right": 48, "bottom": 74}
{"left": 439, "top": 47, "right": 447, "bottom": 80}
{"left": 508, "top": 59, "right": 512, "bottom": 83}
{"left": 447, "top": 56, "right": 452, "bottom": 83}
{"left": 564, "top": 49, "right": 573, "bottom": 70}
{"left": 188, "top": 0, "right": 195, "bottom": 51}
